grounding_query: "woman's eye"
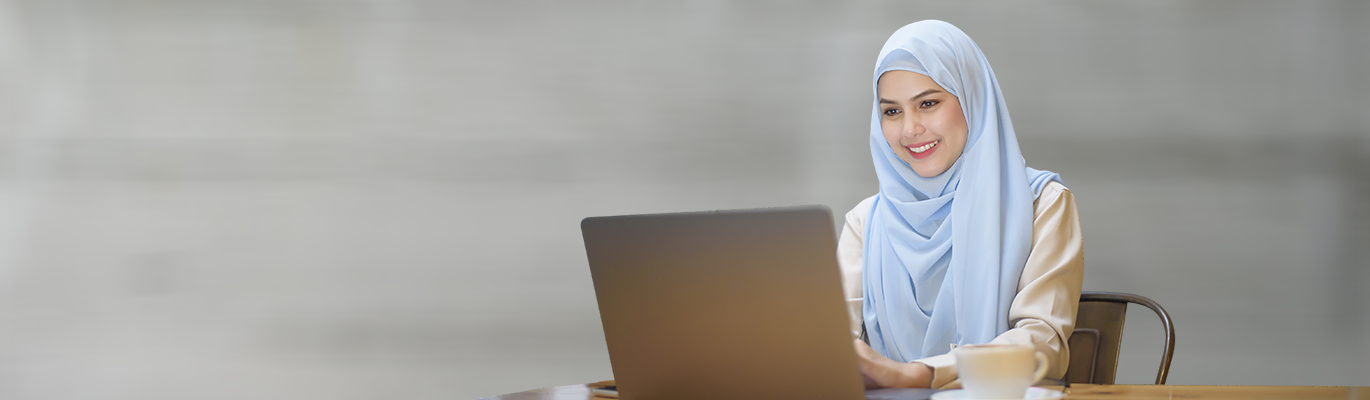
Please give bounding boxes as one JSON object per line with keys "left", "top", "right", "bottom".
{"left": 919, "top": 100, "right": 938, "bottom": 109}
{"left": 883, "top": 108, "right": 900, "bottom": 117}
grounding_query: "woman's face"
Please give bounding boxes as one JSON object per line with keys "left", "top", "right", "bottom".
{"left": 876, "top": 70, "right": 968, "bottom": 178}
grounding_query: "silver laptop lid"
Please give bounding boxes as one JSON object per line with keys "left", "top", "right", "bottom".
{"left": 581, "top": 205, "right": 865, "bottom": 400}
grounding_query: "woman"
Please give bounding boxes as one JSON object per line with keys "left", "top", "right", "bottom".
{"left": 838, "top": 20, "right": 1084, "bottom": 389}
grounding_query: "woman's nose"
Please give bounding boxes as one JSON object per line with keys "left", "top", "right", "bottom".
{"left": 903, "top": 118, "right": 923, "bottom": 136}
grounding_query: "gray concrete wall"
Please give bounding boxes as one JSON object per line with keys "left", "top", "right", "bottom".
{"left": 0, "top": 1, "right": 1365, "bottom": 399}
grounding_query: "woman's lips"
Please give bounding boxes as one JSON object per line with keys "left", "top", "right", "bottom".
{"left": 906, "top": 140, "right": 939, "bottom": 160}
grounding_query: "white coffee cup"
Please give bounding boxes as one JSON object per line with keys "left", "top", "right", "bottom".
{"left": 952, "top": 344, "right": 1049, "bottom": 399}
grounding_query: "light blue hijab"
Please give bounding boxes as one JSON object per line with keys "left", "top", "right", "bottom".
{"left": 862, "top": 20, "right": 1060, "bottom": 362}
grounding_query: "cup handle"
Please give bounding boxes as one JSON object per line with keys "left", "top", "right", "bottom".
{"left": 1030, "top": 351, "right": 1050, "bottom": 385}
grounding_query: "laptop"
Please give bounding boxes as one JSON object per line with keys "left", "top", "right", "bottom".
{"left": 581, "top": 205, "right": 939, "bottom": 400}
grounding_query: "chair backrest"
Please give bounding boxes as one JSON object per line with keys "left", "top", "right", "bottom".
{"left": 1064, "top": 292, "right": 1175, "bottom": 385}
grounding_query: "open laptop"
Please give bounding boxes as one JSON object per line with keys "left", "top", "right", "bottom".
{"left": 581, "top": 205, "right": 937, "bottom": 400}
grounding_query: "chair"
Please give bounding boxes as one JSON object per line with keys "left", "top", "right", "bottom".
{"left": 1064, "top": 291, "right": 1175, "bottom": 385}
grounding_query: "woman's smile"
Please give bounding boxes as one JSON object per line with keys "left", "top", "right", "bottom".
{"left": 906, "top": 139, "right": 940, "bottom": 159}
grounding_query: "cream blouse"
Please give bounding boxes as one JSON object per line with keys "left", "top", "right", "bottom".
{"left": 837, "top": 181, "right": 1084, "bottom": 388}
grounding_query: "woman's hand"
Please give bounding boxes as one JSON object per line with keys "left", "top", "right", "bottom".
{"left": 853, "top": 339, "right": 934, "bottom": 389}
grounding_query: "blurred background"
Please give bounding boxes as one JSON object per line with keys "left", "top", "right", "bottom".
{"left": 0, "top": 0, "right": 1366, "bottom": 399}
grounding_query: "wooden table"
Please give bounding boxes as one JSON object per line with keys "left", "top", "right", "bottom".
{"left": 481, "top": 381, "right": 1370, "bottom": 400}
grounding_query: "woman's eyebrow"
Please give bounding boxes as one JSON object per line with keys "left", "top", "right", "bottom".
{"left": 878, "top": 89, "right": 943, "bottom": 104}
{"left": 910, "top": 89, "right": 942, "bottom": 101}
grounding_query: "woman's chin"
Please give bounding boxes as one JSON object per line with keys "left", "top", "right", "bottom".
{"left": 911, "top": 164, "right": 951, "bottom": 178}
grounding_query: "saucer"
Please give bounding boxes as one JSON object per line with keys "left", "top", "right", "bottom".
{"left": 930, "top": 387, "right": 1064, "bottom": 400}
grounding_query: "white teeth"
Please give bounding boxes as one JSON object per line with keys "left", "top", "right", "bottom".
{"left": 909, "top": 140, "right": 939, "bottom": 153}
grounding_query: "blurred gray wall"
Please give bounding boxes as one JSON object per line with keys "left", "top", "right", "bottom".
{"left": 0, "top": 1, "right": 1366, "bottom": 399}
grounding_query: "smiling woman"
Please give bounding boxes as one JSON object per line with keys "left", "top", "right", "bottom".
{"left": 877, "top": 71, "right": 968, "bottom": 178}
{"left": 837, "top": 20, "right": 1085, "bottom": 390}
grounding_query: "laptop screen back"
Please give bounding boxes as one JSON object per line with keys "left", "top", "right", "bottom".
{"left": 581, "top": 206, "right": 865, "bottom": 400}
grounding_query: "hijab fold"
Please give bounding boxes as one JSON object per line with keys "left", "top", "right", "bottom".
{"left": 861, "top": 20, "right": 1061, "bottom": 362}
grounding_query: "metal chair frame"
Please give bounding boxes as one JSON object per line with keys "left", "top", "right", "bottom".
{"left": 1066, "top": 291, "right": 1175, "bottom": 385}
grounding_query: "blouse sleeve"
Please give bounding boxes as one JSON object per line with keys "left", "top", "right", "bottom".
{"left": 837, "top": 195, "right": 878, "bottom": 339}
{"left": 918, "top": 182, "right": 1085, "bottom": 388}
